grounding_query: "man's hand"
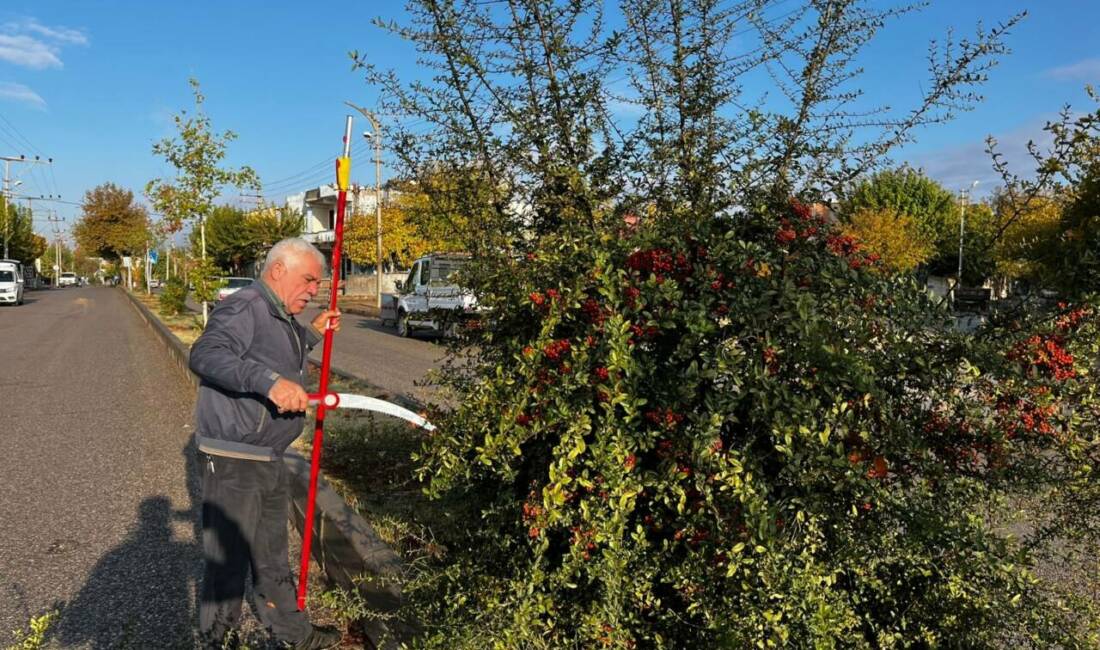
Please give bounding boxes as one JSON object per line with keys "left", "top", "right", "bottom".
{"left": 311, "top": 309, "right": 341, "bottom": 334}
{"left": 268, "top": 377, "right": 310, "bottom": 413}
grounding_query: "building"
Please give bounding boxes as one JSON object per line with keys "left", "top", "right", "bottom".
{"left": 284, "top": 184, "right": 398, "bottom": 272}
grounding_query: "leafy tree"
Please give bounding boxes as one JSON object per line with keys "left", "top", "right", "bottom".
{"left": 189, "top": 256, "right": 225, "bottom": 306}
{"left": 351, "top": 1, "right": 1100, "bottom": 646}
{"left": 344, "top": 190, "right": 459, "bottom": 270}
{"left": 839, "top": 208, "right": 932, "bottom": 272}
{"left": 0, "top": 201, "right": 46, "bottom": 263}
{"left": 73, "top": 183, "right": 151, "bottom": 262}
{"left": 187, "top": 204, "right": 304, "bottom": 274}
{"left": 246, "top": 206, "right": 304, "bottom": 257}
{"left": 1057, "top": 160, "right": 1100, "bottom": 292}
{"left": 985, "top": 89, "right": 1100, "bottom": 298}
{"left": 188, "top": 205, "right": 252, "bottom": 274}
{"left": 990, "top": 190, "right": 1064, "bottom": 283}
{"left": 146, "top": 78, "right": 258, "bottom": 322}
{"left": 842, "top": 168, "right": 961, "bottom": 274}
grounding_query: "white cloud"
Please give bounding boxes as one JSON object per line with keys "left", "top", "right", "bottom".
{"left": 0, "top": 81, "right": 45, "bottom": 108}
{"left": 906, "top": 117, "right": 1059, "bottom": 193}
{"left": 0, "top": 19, "right": 88, "bottom": 69}
{"left": 0, "top": 34, "right": 61, "bottom": 69}
{"left": 1046, "top": 58, "right": 1100, "bottom": 83}
{"left": 18, "top": 20, "right": 88, "bottom": 45}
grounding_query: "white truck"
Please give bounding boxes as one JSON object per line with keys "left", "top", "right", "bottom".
{"left": 0, "top": 259, "right": 25, "bottom": 305}
{"left": 382, "top": 253, "right": 478, "bottom": 337}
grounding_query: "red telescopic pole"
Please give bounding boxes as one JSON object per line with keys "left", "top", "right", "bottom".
{"left": 297, "top": 115, "right": 354, "bottom": 610}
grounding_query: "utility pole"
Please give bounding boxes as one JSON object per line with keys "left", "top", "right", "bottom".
{"left": 345, "top": 102, "right": 384, "bottom": 309}
{"left": 45, "top": 212, "right": 63, "bottom": 287}
{"left": 2, "top": 155, "right": 52, "bottom": 259}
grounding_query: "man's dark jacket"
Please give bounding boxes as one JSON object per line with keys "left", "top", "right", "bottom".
{"left": 189, "top": 282, "right": 321, "bottom": 461}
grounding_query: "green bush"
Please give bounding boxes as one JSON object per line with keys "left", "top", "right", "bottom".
{"left": 399, "top": 200, "right": 1100, "bottom": 648}
{"left": 158, "top": 275, "right": 187, "bottom": 316}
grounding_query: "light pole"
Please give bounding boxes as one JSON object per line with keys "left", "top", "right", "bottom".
{"left": 345, "top": 102, "right": 384, "bottom": 310}
{"left": 954, "top": 180, "right": 980, "bottom": 305}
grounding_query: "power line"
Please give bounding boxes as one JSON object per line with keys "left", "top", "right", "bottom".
{"left": 257, "top": 141, "right": 372, "bottom": 190}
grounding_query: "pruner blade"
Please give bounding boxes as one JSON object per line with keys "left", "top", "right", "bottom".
{"left": 308, "top": 393, "right": 435, "bottom": 431}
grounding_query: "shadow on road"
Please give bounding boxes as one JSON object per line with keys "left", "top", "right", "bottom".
{"left": 47, "top": 440, "right": 205, "bottom": 649}
{"left": 50, "top": 495, "right": 197, "bottom": 649}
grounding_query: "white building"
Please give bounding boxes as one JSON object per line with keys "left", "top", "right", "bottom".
{"left": 284, "top": 184, "right": 399, "bottom": 274}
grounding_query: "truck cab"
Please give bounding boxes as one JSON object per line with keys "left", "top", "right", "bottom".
{"left": 0, "top": 259, "right": 25, "bottom": 305}
{"left": 385, "top": 253, "right": 477, "bottom": 337}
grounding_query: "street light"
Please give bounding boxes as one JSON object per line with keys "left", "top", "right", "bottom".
{"left": 954, "top": 180, "right": 980, "bottom": 304}
{"left": 345, "top": 101, "right": 384, "bottom": 310}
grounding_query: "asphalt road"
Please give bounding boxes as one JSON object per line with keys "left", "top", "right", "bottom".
{"left": 299, "top": 304, "right": 446, "bottom": 406}
{"left": 0, "top": 287, "right": 200, "bottom": 648}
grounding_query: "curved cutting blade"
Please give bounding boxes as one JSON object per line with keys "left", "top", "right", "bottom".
{"left": 333, "top": 393, "right": 436, "bottom": 431}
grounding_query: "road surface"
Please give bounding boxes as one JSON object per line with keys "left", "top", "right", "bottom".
{"left": 0, "top": 287, "right": 199, "bottom": 648}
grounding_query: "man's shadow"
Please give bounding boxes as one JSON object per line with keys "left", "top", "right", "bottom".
{"left": 50, "top": 495, "right": 197, "bottom": 648}
{"left": 48, "top": 437, "right": 296, "bottom": 649}
{"left": 48, "top": 439, "right": 207, "bottom": 649}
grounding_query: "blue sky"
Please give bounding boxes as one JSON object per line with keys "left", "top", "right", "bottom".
{"left": 0, "top": 1, "right": 1097, "bottom": 242}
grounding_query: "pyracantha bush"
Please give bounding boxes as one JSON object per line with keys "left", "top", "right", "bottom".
{"left": 404, "top": 200, "right": 1100, "bottom": 648}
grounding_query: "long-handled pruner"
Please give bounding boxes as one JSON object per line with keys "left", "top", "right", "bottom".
{"left": 297, "top": 116, "right": 437, "bottom": 610}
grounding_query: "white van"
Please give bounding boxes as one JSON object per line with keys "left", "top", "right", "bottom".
{"left": 0, "top": 259, "right": 25, "bottom": 305}
{"left": 58, "top": 272, "right": 78, "bottom": 287}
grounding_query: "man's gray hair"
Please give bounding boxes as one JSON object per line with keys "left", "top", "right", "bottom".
{"left": 263, "top": 237, "right": 326, "bottom": 272}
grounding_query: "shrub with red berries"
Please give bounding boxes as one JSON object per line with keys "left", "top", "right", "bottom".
{"left": 409, "top": 199, "right": 1100, "bottom": 648}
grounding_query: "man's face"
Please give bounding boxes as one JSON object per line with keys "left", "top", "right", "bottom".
{"left": 271, "top": 253, "right": 322, "bottom": 314}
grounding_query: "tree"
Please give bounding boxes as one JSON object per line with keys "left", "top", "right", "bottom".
{"left": 1056, "top": 162, "right": 1100, "bottom": 292}
{"left": 246, "top": 206, "right": 303, "bottom": 254}
{"left": 842, "top": 168, "right": 961, "bottom": 274}
{"left": 188, "top": 205, "right": 252, "bottom": 274}
{"left": 839, "top": 208, "right": 932, "bottom": 272}
{"left": 351, "top": 2, "right": 1100, "bottom": 646}
{"left": 0, "top": 201, "right": 46, "bottom": 263}
{"left": 984, "top": 89, "right": 1100, "bottom": 298}
{"left": 187, "top": 204, "right": 304, "bottom": 274}
{"left": 73, "top": 183, "right": 151, "bottom": 262}
{"left": 344, "top": 190, "right": 459, "bottom": 270}
{"left": 989, "top": 190, "right": 1064, "bottom": 284}
{"left": 147, "top": 78, "right": 258, "bottom": 323}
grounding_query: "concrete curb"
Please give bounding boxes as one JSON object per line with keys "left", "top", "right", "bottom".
{"left": 123, "top": 289, "right": 198, "bottom": 391}
{"left": 120, "top": 288, "right": 407, "bottom": 647}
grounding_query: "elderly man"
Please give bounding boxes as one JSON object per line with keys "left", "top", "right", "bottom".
{"left": 190, "top": 238, "right": 342, "bottom": 650}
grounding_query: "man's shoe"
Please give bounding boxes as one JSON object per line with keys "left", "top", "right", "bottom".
{"left": 292, "top": 624, "right": 342, "bottom": 650}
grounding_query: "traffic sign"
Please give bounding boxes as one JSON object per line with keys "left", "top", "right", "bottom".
{"left": 149, "top": 250, "right": 159, "bottom": 265}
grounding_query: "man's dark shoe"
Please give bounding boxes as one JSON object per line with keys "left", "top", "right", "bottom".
{"left": 292, "top": 624, "right": 342, "bottom": 650}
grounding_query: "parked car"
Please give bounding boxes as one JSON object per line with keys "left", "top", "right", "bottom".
{"left": 384, "top": 253, "right": 478, "bottom": 337}
{"left": 0, "top": 259, "right": 25, "bottom": 305}
{"left": 58, "top": 272, "right": 78, "bottom": 287}
{"left": 216, "top": 277, "right": 253, "bottom": 301}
